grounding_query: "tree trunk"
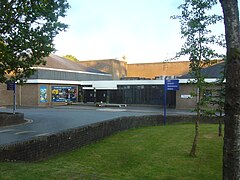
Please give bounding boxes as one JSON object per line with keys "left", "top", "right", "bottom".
{"left": 219, "top": 0, "right": 240, "bottom": 179}
{"left": 219, "top": 111, "right": 223, "bottom": 137}
{"left": 218, "top": 119, "right": 222, "bottom": 137}
{"left": 190, "top": 87, "right": 201, "bottom": 157}
{"left": 190, "top": 112, "right": 199, "bottom": 157}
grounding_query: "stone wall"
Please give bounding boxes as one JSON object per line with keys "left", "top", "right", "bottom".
{"left": 0, "top": 112, "right": 25, "bottom": 127}
{"left": 0, "top": 115, "right": 222, "bottom": 162}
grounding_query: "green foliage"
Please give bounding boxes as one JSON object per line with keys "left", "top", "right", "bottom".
{"left": 171, "top": 0, "right": 224, "bottom": 73}
{"left": 171, "top": 0, "right": 224, "bottom": 115}
{"left": 172, "top": 0, "right": 224, "bottom": 156}
{"left": 210, "top": 62, "right": 225, "bottom": 115}
{"left": 0, "top": 124, "right": 223, "bottom": 179}
{"left": 63, "top": 54, "right": 79, "bottom": 62}
{"left": 0, "top": 0, "right": 70, "bottom": 83}
{"left": 208, "top": 61, "right": 225, "bottom": 136}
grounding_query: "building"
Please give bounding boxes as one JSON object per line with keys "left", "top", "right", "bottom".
{"left": 79, "top": 59, "right": 191, "bottom": 79}
{"left": 80, "top": 59, "right": 127, "bottom": 80}
{"left": 79, "top": 79, "right": 176, "bottom": 107}
{"left": 127, "top": 61, "right": 190, "bottom": 79}
{"left": 0, "top": 54, "right": 112, "bottom": 107}
{"left": 0, "top": 54, "right": 224, "bottom": 109}
{"left": 80, "top": 61, "right": 224, "bottom": 109}
{"left": 176, "top": 62, "right": 224, "bottom": 109}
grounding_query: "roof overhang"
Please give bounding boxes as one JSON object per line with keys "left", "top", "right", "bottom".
{"left": 25, "top": 78, "right": 224, "bottom": 90}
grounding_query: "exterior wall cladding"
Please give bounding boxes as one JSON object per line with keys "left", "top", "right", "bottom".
{"left": 29, "top": 69, "right": 112, "bottom": 81}
{"left": 80, "top": 60, "right": 190, "bottom": 80}
{"left": 80, "top": 59, "right": 127, "bottom": 80}
{"left": 176, "top": 84, "right": 197, "bottom": 110}
{"left": 0, "top": 84, "right": 38, "bottom": 106}
{"left": 0, "top": 84, "right": 13, "bottom": 106}
{"left": 127, "top": 61, "right": 190, "bottom": 79}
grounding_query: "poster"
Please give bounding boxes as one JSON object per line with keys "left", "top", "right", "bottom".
{"left": 51, "top": 86, "right": 77, "bottom": 102}
{"left": 40, "top": 86, "right": 48, "bottom": 103}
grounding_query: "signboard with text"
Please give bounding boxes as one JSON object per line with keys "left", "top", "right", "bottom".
{"left": 7, "top": 82, "right": 15, "bottom": 91}
{"left": 165, "top": 79, "right": 179, "bottom": 91}
{"left": 164, "top": 79, "right": 180, "bottom": 126}
{"left": 6, "top": 82, "right": 16, "bottom": 114}
{"left": 51, "top": 86, "right": 77, "bottom": 102}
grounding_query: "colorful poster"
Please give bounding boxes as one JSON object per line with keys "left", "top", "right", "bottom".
{"left": 51, "top": 86, "right": 77, "bottom": 102}
{"left": 40, "top": 86, "right": 48, "bottom": 103}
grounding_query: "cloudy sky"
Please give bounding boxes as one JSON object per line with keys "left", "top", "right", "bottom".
{"left": 54, "top": 0, "right": 226, "bottom": 64}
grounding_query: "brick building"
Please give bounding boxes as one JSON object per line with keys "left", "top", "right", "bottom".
{"left": 0, "top": 55, "right": 112, "bottom": 107}
{"left": 176, "top": 62, "right": 224, "bottom": 109}
{"left": 79, "top": 59, "right": 190, "bottom": 79}
{"left": 80, "top": 59, "right": 127, "bottom": 80}
{"left": 127, "top": 61, "right": 190, "bottom": 79}
{"left": 0, "top": 55, "right": 223, "bottom": 109}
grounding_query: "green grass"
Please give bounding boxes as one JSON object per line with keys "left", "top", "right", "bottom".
{"left": 0, "top": 124, "right": 223, "bottom": 180}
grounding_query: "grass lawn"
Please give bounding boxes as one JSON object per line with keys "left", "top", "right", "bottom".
{"left": 0, "top": 124, "right": 223, "bottom": 180}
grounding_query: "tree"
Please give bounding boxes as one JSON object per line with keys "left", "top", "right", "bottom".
{"left": 219, "top": 0, "right": 240, "bottom": 179}
{"left": 0, "top": 0, "right": 70, "bottom": 83}
{"left": 210, "top": 62, "right": 225, "bottom": 137}
{"left": 63, "top": 54, "right": 79, "bottom": 62}
{"left": 171, "top": 0, "right": 223, "bottom": 157}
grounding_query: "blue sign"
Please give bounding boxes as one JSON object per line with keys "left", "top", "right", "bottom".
{"left": 7, "top": 82, "right": 15, "bottom": 91}
{"left": 165, "top": 79, "right": 179, "bottom": 91}
{"left": 163, "top": 79, "right": 179, "bottom": 126}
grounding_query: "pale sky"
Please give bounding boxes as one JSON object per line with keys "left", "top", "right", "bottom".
{"left": 54, "top": 0, "right": 226, "bottom": 64}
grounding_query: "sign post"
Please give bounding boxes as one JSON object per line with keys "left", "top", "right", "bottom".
{"left": 13, "top": 83, "right": 16, "bottom": 114}
{"left": 164, "top": 79, "right": 179, "bottom": 125}
{"left": 164, "top": 79, "right": 167, "bottom": 126}
{"left": 7, "top": 82, "right": 16, "bottom": 114}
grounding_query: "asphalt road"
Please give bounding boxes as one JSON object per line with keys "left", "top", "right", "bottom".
{"left": 0, "top": 105, "right": 195, "bottom": 146}
{"left": 0, "top": 105, "right": 162, "bottom": 146}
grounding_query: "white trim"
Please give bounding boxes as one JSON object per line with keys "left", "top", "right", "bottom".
{"left": 178, "top": 78, "right": 222, "bottom": 83}
{"left": 82, "top": 80, "right": 165, "bottom": 90}
{"left": 25, "top": 79, "right": 166, "bottom": 89}
{"left": 26, "top": 79, "right": 81, "bottom": 85}
{"left": 25, "top": 78, "right": 222, "bottom": 89}
{"left": 31, "top": 67, "right": 111, "bottom": 76}
{"left": 82, "top": 87, "right": 94, "bottom": 90}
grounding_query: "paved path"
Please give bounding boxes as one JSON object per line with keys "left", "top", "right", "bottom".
{"left": 0, "top": 105, "right": 194, "bottom": 146}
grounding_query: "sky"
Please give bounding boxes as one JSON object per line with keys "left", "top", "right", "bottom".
{"left": 54, "top": 0, "right": 226, "bottom": 64}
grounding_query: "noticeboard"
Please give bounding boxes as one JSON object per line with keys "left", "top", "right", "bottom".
{"left": 165, "top": 79, "right": 179, "bottom": 91}
{"left": 7, "top": 82, "right": 15, "bottom": 91}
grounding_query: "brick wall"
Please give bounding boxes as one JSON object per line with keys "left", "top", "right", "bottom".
{"left": 20, "top": 84, "right": 38, "bottom": 106}
{"left": 80, "top": 60, "right": 190, "bottom": 79}
{"left": 0, "top": 84, "right": 13, "bottom": 106}
{"left": 176, "top": 84, "right": 197, "bottom": 109}
{"left": 127, "top": 61, "right": 190, "bottom": 79}
{"left": 80, "top": 59, "right": 127, "bottom": 80}
{"left": 0, "top": 112, "right": 25, "bottom": 127}
{"left": 0, "top": 115, "right": 222, "bottom": 162}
